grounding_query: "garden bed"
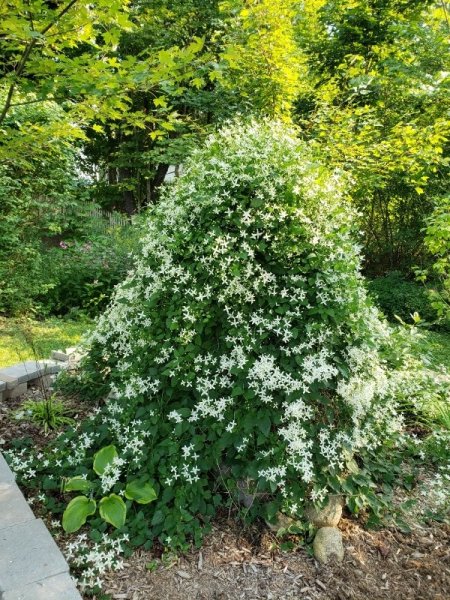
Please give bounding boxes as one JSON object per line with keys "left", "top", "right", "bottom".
{"left": 1, "top": 384, "right": 449, "bottom": 600}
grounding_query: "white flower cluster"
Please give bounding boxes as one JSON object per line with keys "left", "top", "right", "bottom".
{"left": 64, "top": 532, "right": 129, "bottom": 592}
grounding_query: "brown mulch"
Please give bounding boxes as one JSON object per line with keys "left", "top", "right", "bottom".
{"left": 1, "top": 386, "right": 449, "bottom": 600}
{"left": 97, "top": 516, "right": 450, "bottom": 600}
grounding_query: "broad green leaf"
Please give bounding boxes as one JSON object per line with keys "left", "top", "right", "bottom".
{"left": 64, "top": 477, "right": 93, "bottom": 493}
{"left": 93, "top": 445, "right": 118, "bottom": 476}
{"left": 99, "top": 494, "right": 127, "bottom": 528}
{"left": 125, "top": 480, "right": 157, "bottom": 505}
{"left": 62, "top": 496, "right": 96, "bottom": 533}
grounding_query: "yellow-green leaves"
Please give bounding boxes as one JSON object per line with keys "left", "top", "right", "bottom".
{"left": 63, "top": 477, "right": 93, "bottom": 493}
{"left": 62, "top": 496, "right": 97, "bottom": 533}
{"left": 125, "top": 480, "right": 157, "bottom": 504}
{"left": 99, "top": 494, "right": 127, "bottom": 529}
{"left": 93, "top": 444, "right": 118, "bottom": 476}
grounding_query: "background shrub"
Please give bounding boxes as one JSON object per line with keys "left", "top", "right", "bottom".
{"left": 368, "top": 271, "right": 438, "bottom": 324}
{"left": 37, "top": 226, "right": 140, "bottom": 318}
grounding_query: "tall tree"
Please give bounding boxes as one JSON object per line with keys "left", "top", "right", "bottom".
{"left": 295, "top": 0, "right": 450, "bottom": 274}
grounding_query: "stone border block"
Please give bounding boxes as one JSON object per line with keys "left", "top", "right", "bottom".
{"left": 0, "top": 374, "right": 19, "bottom": 390}
{"left": 0, "top": 481, "right": 35, "bottom": 528}
{"left": 0, "top": 519, "right": 69, "bottom": 592}
{"left": 51, "top": 350, "right": 69, "bottom": 362}
{"left": 1, "top": 572, "right": 82, "bottom": 600}
{"left": 4, "top": 382, "right": 27, "bottom": 399}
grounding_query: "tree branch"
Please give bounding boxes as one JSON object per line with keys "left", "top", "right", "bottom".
{"left": 0, "top": 0, "right": 79, "bottom": 125}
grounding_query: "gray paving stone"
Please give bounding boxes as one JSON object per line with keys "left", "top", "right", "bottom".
{"left": 0, "top": 482, "right": 35, "bottom": 529}
{"left": 4, "top": 382, "right": 27, "bottom": 400}
{"left": 0, "top": 363, "right": 38, "bottom": 384}
{"left": 38, "top": 359, "right": 64, "bottom": 375}
{"left": 51, "top": 350, "right": 69, "bottom": 362}
{"left": 0, "top": 454, "right": 14, "bottom": 483}
{"left": 1, "top": 572, "right": 82, "bottom": 600}
{"left": 0, "top": 374, "right": 18, "bottom": 390}
{"left": 0, "top": 361, "right": 63, "bottom": 386}
{"left": 0, "top": 519, "right": 68, "bottom": 592}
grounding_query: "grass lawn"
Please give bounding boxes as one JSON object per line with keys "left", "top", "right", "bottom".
{"left": 0, "top": 317, "right": 93, "bottom": 367}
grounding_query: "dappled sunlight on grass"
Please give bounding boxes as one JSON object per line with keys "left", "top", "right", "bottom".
{"left": 0, "top": 317, "right": 92, "bottom": 367}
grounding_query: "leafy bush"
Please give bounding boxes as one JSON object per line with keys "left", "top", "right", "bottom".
{"left": 10, "top": 120, "right": 403, "bottom": 552}
{"left": 368, "top": 271, "right": 437, "bottom": 324}
{"left": 37, "top": 228, "right": 139, "bottom": 318}
{"left": 0, "top": 98, "right": 92, "bottom": 316}
{"left": 421, "top": 195, "right": 450, "bottom": 323}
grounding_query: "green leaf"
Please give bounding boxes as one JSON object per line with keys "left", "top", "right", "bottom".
{"left": 63, "top": 477, "right": 93, "bottom": 493}
{"left": 99, "top": 494, "right": 127, "bottom": 529}
{"left": 125, "top": 480, "right": 157, "bottom": 505}
{"left": 93, "top": 445, "right": 118, "bottom": 476}
{"left": 62, "top": 496, "right": 96, "bottom": 533}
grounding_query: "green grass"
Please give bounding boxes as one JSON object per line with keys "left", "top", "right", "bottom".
{"left": 0, "top": 317, "right": 92, "bottom": 367}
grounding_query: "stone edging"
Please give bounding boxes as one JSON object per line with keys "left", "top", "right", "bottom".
{"left": 0, "top": 350, "right": 77, "bottom": 401}
{"left": 0, "top": 453, "right": 82, "bottom": 599}
{"left": 0, "top": 352, "right": 82, "bottom": 599}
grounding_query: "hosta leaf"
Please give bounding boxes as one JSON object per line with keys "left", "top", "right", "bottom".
{"left": 125, "top": 480, "right": 157, "bottom": 504}
{"left": 62, "top": 496, "right": 96, "bottom": 533}
{"left": 99, "top": 494, "right": 127, "bottom": 529}
{"left": 64, "top": 477, "right": 93, "bottom": 493}
{"left": 93, "top": 445, "right": 118, "bottom": 476}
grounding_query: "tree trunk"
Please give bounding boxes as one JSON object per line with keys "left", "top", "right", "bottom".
{"left": 118, "top": 167, "right": 136, "bottom": 216}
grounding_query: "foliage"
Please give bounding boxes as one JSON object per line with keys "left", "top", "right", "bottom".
{"left": 19, "top": 395, "right": 75, "bottom": 435}
{"left": 219, "top": 0, "right": 303, "bottom": 118}
{"left": 294, "top": 0, "right": 450, "bottom": 274}
{"left": 418, "top": 194, "right": 450, "bottom": 322}
{"left": 8, "top": 120, "right": 407, "bottom": 552}
{"left": 379, "top": 324, "right": 450, "bottom": 430}
{"left": 0, "top": 100, "right": 87, "bottom": 315}
{"left": 37, "top": 226, "right": 139, "bottom": 318}
{"left": 368, "top": 271, "right": 437, "bottom": 324}
{"left": 61, "top": 444, "right": 157, "bottom": 533}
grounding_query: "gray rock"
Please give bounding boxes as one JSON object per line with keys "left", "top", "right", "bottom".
{"left": 313, "top": 526, "right": 344, "bottom": 564}
{"left": 305, "top": 494, "right": 343, "bottom": 528}
{"left": 51, "top": 350, "right": 69, "bottom": 362}
{"left": 0, "top": 380, "right": 6, "bottom": 392}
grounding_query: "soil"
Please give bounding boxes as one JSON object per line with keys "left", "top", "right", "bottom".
{"left": 1, "top": 385, "right": 449, "bottom": 600}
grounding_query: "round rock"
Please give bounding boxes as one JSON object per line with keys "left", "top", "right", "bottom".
{"left": 305, "top": 494, "right": 343, "bottom": 528}
{"left": 313, "top": 526, "right": 344, "bottom": 564}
